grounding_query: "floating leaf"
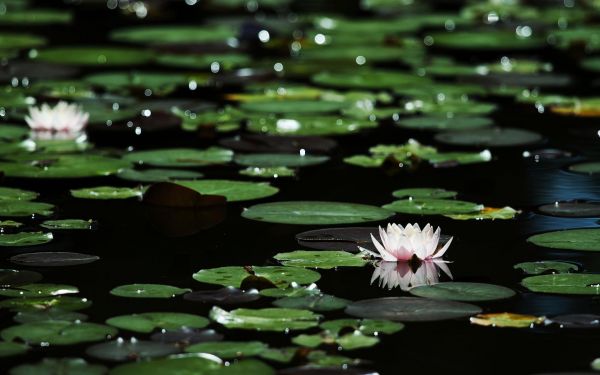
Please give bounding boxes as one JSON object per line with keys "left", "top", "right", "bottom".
{"left": 521, "top": 274, "right": 600, "bottom": 295}
{"left": 0, "top": 201, "right": 54, "bottom": 217}
{"left": 123, "top": 147, "right": 233, "bottom": 167}
{"left": 0, "top": 296, "right": 91, "bottom": 312}
{"left": 273, "top": 295, "right": 349, "bottom": 312}
{"left": 538, "top": 201, "right": 600, "bottom": 217}
{"left": 392, "top": 188, "right": 457, "bottom": 199}
{"left": 569, "top": 161, "right": 600, "bottom": 174}
{"left": 260, "top": 285, "right": 321, "bottom": 298}
{"left": 429, "top": 30, "right": 545, "bottom": 50}
{"left": 0, "top": 155, "right": 130, "bottom": 179}
{"left": 87, "top": 339, "right": 180, "bottom": 362}
{"left": 1, "top": 321, "right": 116, "bottom": 345}
{"left": 0, "top": 341, "right": 27, "bottom": 357}
{"left": 434, "top": 128, "right": 542, "bottom": 147}
{"left": 320, "top": 319, "right": 404, "bottom": 336}
{"left": 193, "top": 266, "right": 321, "bottom": 289}
{"left": 110, "top": 355, "right": 273, "bottom": 375}
{"left": 110, "top": 25, "right": 236, "bottom": 45}
{"left": 0, "top": 232, "right": 53, "bottom": 247}
{"left": 445, "top": 206, "right": 518, "bottom": 220}
{"left": 0, "top": 220, "right": 22, "bottom": 228}
{"left": 239, "top": 167, "right": 296, "bottom": 178}
{"left": 0, "top": 187, "right": 38, "bottom": 201}
{"left": 247, "top": 116, "right": 376, "bottom": 136}
{"left": 10, "top": 358, "right": 107, "bottom": 375}
{"left": 34, "top": 46, "right": 154, "bottom": 66}
{"left": 210, "top": 307, "right": 321, "bottom": 331}
{"left": 242, "top": 201, "right": 394, "bottom": 225}
{"left": 234, "top": 154, "right": 329, "bottom": 168}
{"left": 185, "top": 341, "right": 268, "bottom": 359}
{"left": 150, "top": 328, "right": 224, "bottom": 345}
{"left": 292, "top": 331, "right": 379, "bottom": 351}
{"left": 527, "top": 228, "right": 600, "bottom": 251}
{"left": 106, "top": 313, "right": 209, "bottom": 333}
{"left": 71, "top": 186, "right": 144, "bottom": 200}
{"left": 0, "top": 283, "right": 79, "bottom": 298}
{"left": 409, "top": 282, "right": 515, "bottom": 302}
{"left": 396, "top": 116, "right": 493, "bottom": 131}
{"left": 545, "top": 314, "right": 600, "bottom": 329}
{"left": 0, "top": 269, "right": 42, "bottom": 288}
{"left": 514, "top": 261, "right": 579, "bottom": 275}
{"left": 14, "top": 310, "right": 88, "bottom": 324}
{"left": 9, "top": 252, "right": 99, "bottom": 267}
{"left": 183, "top": 287, "right": 260, "bottom": 305}
{"left": 175, "top": 180, "right": 278, "bottom": 202}
{"left": 274, "top": 250, "right": 367, "bottom": 269}
{"left": 110, "top": 284, "right": 191, "bottom": 299}
{"left": 382, "top": 198, "right": 483, "bottom": 215}
{"left": 118, "top": 168, "right": 203, "bottom": 183}
{"left": 40, "top": 219, "right": 95, "bottom": 230}
{"left": 470, "top": 313, "right": 544, "bottom": 328}
{"left": 241, "top": 101, "right": 346, "bottom": 114}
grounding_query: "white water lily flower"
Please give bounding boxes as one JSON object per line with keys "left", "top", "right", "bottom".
{"left": 371, "top": 260, "right": 453, "bottom": 291}
{"left": 25, "top": 101, "right": 89, "bottom": 133}
{"left": 359, "top": 223, "right": 452, "bottom": 262}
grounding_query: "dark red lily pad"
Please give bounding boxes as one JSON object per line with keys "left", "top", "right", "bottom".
{"left": 9, "top": 252, "right": 100, "bottom": 267}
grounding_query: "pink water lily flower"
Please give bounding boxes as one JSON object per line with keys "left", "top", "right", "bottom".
{"left": 359, "top": 223, "right": 452, "bottom": 262}
{"left": 25, "top": 101, "right": 89, "bottom": 133}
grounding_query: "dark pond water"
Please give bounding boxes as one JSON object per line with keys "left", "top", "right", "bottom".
{"left": 2, "top": 0, "right": 600, "bottom": 374}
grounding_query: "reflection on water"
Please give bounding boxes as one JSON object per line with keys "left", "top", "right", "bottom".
{"left": 370, "top": 260, "right": 453, "bottom": 291}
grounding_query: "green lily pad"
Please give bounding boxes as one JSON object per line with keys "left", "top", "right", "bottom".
{"left": 382, "top": 198, "right": 483, "bottom": 215}
{"left": 117, "top": 168, "right": 203, "bottom": 183}
{"left": 569, "top": 162, "right": 600, "bottom": 174}
{"left": 396, "top": 116, "right": 493, "bottom": 131}
{"left": 193, "top": 266, "right": 321, "bottom": 288}
{"left": 175, "top": 180, "right": 278, "bottom": 202}
{"left": 247, "top": 116, "right": 376, "bottom": 136}
{"left": 0, "top": 220, "right": 21, "bottom": 228}
{"left": 527, "top": 228, "right": 600, "bottom": 251}
{"left": 434, "top": 128, "right": 543, "bottom": 147}
{"left": 0, "top": 126, "right": 29, "bottom": 142}
{"left": 409, "top": 282, "right": 516, "bottom": 302}
{"left": 210, "top": 306, "right": 321, "bottom": 331}
{"left": 70, "top": 186, "right": 144, "bottom": 200}
{"left": 292, "top": 331, "right": 379, "bottom": 351}
{"left": 0, "top": 32, "right": 46, "bottom": 50}
{"left": 0, "top": 232, "right": 53, "bottom": 247}
{"left": 10, "top": 358, "right": 107, "bottom": 375}
{"left": 110, "top": 25, "right": 237, "bottom": 45}
{"left": 392, "top": 188, "right": 457, "bottom": 199}
{"left": 0, "top": 201, "right": 54, "bottom": 217}
{"left": 0, "top": 283, "right": 78, "bottom": 298}
{"left": 321, "top": 318, "right": 404, "bottom": 335}
{"left": 110, "top": 355, "right": 273, "bottom": 375}
{"left": 430, "top": 30, "right": 545, "bottom": 50}
{"left": 260, "top": 286, "right": 321, "bottom": 298}
{"left": 157, "top": 53, "right": 250, "bottom": 70}
{"left": 84, "top": 71, "right": 191, "bottom": 94}
{"left": 86, "top": 339, "right": 179, "bottom": 362}
{"left": 1, "top": 320, "right": 116, "bottom": 345}
{"left": 0, "top": 154, "right": 130, "bottom": 179}
{"left": 273, "top": 294, "right": 349, "bottom": 312}
{"left": 185, "top": 341, "right": 268, "bottom": 358}
{"left": 445, "top": 206, "right": 518, "bottom": 220}
{"left": 312, "top": 70, "right": 428, "bottom": 89}
{"left": 41, "top": 219, "right": 95, "bottom": 230}
{"left": 240, "top": 100, "right": 346, "bottom": 114}
{"left": 234, "top": 154, "right": 329, "bottom": 168}
{"left": 0, "top": 341, "right": 27, "bottom": 357}
{"left": 0, "top": 9, "right": 72, "bottom": 25}
{"left": 242, "top": 201, "right": 394, "bottom": 225}
{"left": 521, "top": 274, "right": 600, "bottom": 295}
{"left": 0, "top": 296, "right": 91, "bottom": 312}
{"left": 14, "top": 310, "right": 88, "bottom": 323}
{"left": 239, "top": 167, "right": 296, "bottom": 178}
{"left": 106, "top": 313, "right": 209, "bottom": 333}
{"left": 514, "top": 261, "right": 579, "bottom": 275}
{"left": 274, "top": 250, "right": 367, "bottom": 269}
{"left": 34, "top": 46, "right": 154, "bottom": 66}
{"left": 110, "top": 284, "right": 191, "bottom": 299}
{"left": 0, "top": 269, "right": 42, "bottom": 289}
{"left": 123, "top": 147, "right": 233, "bottom": 167}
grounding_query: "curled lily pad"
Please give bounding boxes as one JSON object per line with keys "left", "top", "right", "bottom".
{"left": 71, "top": 186, "right": 144, "bottom": 200}
{"left": 409, "top": 282, "right": 516, "bottom": 302}
{"left": 106, "top": 313, "right": 208, "bottom": 333}
{"left": 242, "top": 201, "right": 394, "bottom": 225}
{"left": 345, "top": 297, "right": 481, "bottom": 322}
{"left": 193, "top": 266, "right": 321, "bottom": 289}
{"left": 1, "top": 320, "right": 116, "bottom": 345}
{"left": 444, "top": 206, "right": 518, "bottom": 220}
{"left": 382, "top": 198, "right": 483, "bottom": 215}
{"left": 9, "top": 252, "right": 100, "bottom": 267}
{"left": 41, "top": 219, "right": 95, "bottom": 230}
{"left": 521, "top": 274, "right": 600, "bottom": 295}
{"left": 527, "top": 229, "right": 600, "bottom": 251}
{"left": 0, "top": 201, "right": 54, "bottom": 217}
{"left": 274, "top": 250, "right": 367, "bottom": 269}
{"left": 0, "top": 296, "right": 91, "bottom": 312}
{"left": 110, "top": 284, "right": 191, "bottom": 299}
{"left": 9, "top": 358, "right": 107, "bottom": 375}
{"left": 514, "top": 261, "right": 579, "bottom": 275}
{"left": 0, "top": 232, "right": 53, "bottom": 247}
{"left": 0, "top": 283, "right": 79, "bottom": 298}
{"left": 183, "top": 287, "right": 260, "bottom": 305}
{"left": 175, "top": 180, "right": 278, "bottom": 202}
{"left": 185, "top": 341, "right": 268, "bottom": 359}
{"left": 123, "top": 147, "right": 233, "bottom": 167}
{"left": 470, "top": 313, "right": 545, "bottom": 328}
{"left": 210, "top": 306, "right": 321, "bottom": 331}
{"left": 86, "top": 338, "right": 180, "bottom": 362}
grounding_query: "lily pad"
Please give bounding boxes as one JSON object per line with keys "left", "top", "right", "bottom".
{"left": 71, "top": 186, "right": 144, "bottom": 200}
{"left": 106, "top": 313, "right": 208, "bottom": 333}
{"left": 0, "top": 296, "right": 91, "bottom": 312}
{"left": 234, "top": 153, "right": 329, "bottom": 168}
{"left": 0, "top": 283, "right": 79, "bottom": 298}
{"left": 521, "top": 274, "right": 600, "bottom": 295}
{"left": 295, "top": 227, "right": 379, "bottom": 253}
{"left": 9, "top": 252, "right": 100, "bottom": 267}
{"left": 1, "top": 320, "right": 116, "bottom": 345}
{"left": 118, "top": 168, "right": 203, "bottom": 183}
{"left": 527, "top": 228, "right": 600, "bottom": 251}
{"left": 41, "top": 219, "right": 95, "bottom": 230}
{"left": 240, "top": 101, "right": 346, "bottom": 114}
{"left": 210, "top": 306, "right": 321, "bottom": 331}
{"left": 150, "top": 328, "right": 223, "bottom": 345}
{"left": 382, "top": 198, "right": 483, "bottom": 215}
{"left": 273, "top": 295, "right": 350, "bottom": 312}
{"left": 445, "top": 206, "right": 519, "bottom": 220}
{"left": 240, "top": 167, "right": 296, "bottom": 178}
{"left": 110, "top": 284, "right": 191, "bottom": 299}
{"left": 175, "top": 180, "right": 278, "bottom": 202}
{"left": 470, "top": 313, "right": 545, "bottom": 328}
{"left": 312, "top": 70, "right": 427, "bottom": 89}
{"left": 396, "top": 116, "right": 493, "bottom": 131}
{"left": 185, "top": 341, "right": 268, "bottom": 359}
{"left": 392, "top": 188, "right": 457, "bottom": 199}
{"left": 242, "top": 201, "right": 394, "bottom": 225}
{"left": 0, "top": 341, "right": 27, "bottom": 357}
{"left": 0, "top": 187, "right": 38, "bottom": 201}
{"left": 430, "top": 30, "right": 545, "bottom": 50}
{"left": 193, "top": 266, "right": 321, "bottom": 289}
{"left": 0, "top": 269, "right": 42, "bottom": 288}
{"left": 87, "top": 339, "right": 180, "bottom": 362}
{"left": 110, "top": 25, "right": 236, "bottom": 45}
{"left": 321, "top": 319, "right": 404, "bottom": 335}
{"left": 110, "top": 355, "right": 273, "bottom": 375}
{"left": 345, "top": 297, "right": 481, "bottom": 322}
{"left": 0, "top": 154, "right": 130, "bottom": 178}
{"left": 247, "top": 116, "right": 376, "bottom": 136}
{"left": 0, "top": 201, "right": 54, "bottom": 217}
{"left": 14, "top": 310, "right": 88, "bottom": 323}
{"left": 0, "top": 32, "right": 46, "bottom": 50}
{"left": 274, "top": 250, "right": 367, "bottom": 269}
{"left": 434, "top": 128, "right": 543, "bottom": 147}
{"left": 545, "top": 314, "right": 600, "bottom": 329}
{"left": 0, "top": 232, "right": 53, "bottom": 247}
{"left": 409, "top": 282, "right": 515, "bottom": 302}
{"left": 514, "top": 261, "right": 579, "bottom": 275}
{"left": 123, "top": 147, "right": 233, "bottom": 167}
{"left": 538, "top": 202, "right": 600, "bottom": 217}
{"left": 10, "top": 358, "right": 107, "bottom": 375}
{"left": 183, "top": 287, "right": 260, "bottom": 305}
{"left": 34, "top": 46, "right": 154, "bottom": 66}
{"left": 0, "top": 9, "right": 72, "bottom": 25}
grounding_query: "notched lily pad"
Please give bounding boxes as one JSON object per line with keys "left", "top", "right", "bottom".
{"left": 193, "top": 266, "right": 321, "bottom": 289}
{"left": 514, "top": 261, "right": 579, "bottom": 275}
{"left": 274, "top": 250, "right": 368, "bottom": 269}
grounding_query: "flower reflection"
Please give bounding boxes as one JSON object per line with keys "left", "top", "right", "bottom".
{"left": 371, "top": 260, "right": 453, "bottom": 291}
